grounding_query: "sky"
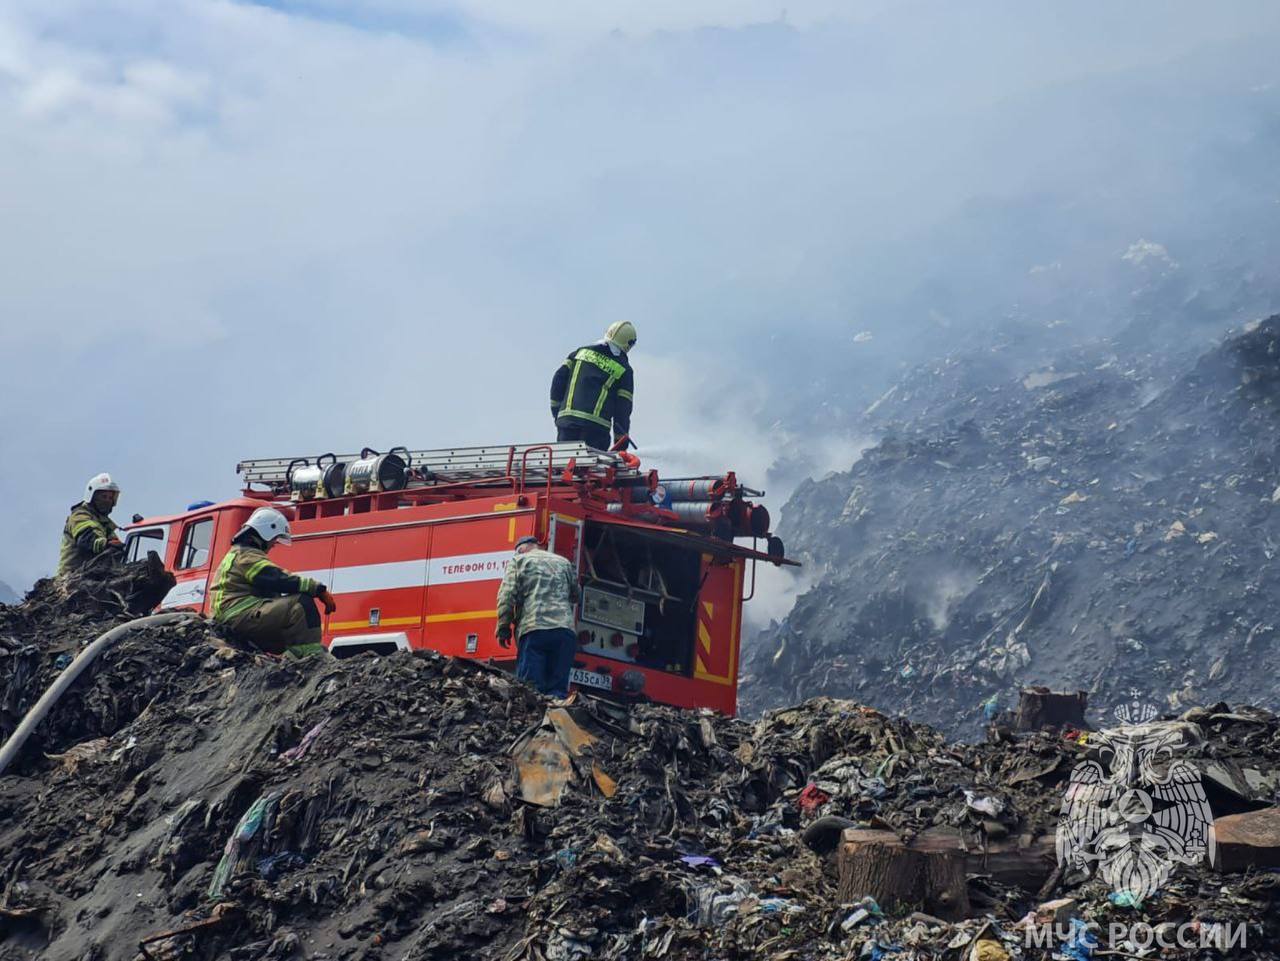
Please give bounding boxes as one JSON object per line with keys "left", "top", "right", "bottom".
{"left": 2, "top": 0, "right": 1279, "bottom": 598}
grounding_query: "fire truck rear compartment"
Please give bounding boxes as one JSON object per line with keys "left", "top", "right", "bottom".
{"left": 576, "top": 522, "right": 702, "bottom": 675}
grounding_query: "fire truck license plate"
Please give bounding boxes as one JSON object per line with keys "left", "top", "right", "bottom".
{"left": 570, "top": 668, "right": 613, "bottom": 691}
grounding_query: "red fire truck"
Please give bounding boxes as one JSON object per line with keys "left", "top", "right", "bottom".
{"left": 122, "top": 441, "right": 794, "bottom": 715}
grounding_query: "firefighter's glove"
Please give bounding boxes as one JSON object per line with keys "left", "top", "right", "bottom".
{"left": 317, "top": 587, "right": 337, "bottom": 615}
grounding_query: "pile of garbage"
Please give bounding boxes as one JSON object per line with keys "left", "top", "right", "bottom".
{"left": 2, "top": 583, "right": 1279, "bottom": 960}
{"left": 747, "top": 315, "right": 1280, "bottom": 735}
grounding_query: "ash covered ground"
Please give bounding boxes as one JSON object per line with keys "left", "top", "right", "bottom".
{"left": 745, "top": 316, "right": 1280, "bottom": 736}
{"left": 2, "top": 581, "right": 1279, "bottom": 960}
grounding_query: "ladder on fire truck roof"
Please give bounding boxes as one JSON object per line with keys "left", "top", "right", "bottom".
{"left": 235, "top": 441, "right": 638, "bottom": 489}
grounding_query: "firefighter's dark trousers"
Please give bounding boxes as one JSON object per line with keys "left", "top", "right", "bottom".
{"left": 556, "top": 421, "right": 611, "bottom": 451}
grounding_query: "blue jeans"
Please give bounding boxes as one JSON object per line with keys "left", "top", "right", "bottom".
{"left": 516, "top": 627, "right": 576, "bottom": 697}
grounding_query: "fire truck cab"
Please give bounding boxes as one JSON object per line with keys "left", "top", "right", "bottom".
{"left": 124, "top": 442, "right": 794, "bottom": 715}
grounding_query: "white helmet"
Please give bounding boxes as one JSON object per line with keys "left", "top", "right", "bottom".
{"left": 85, "top": 472, "right": 120, "bottom": 502}
{"left": 238, "top": 507, "right": 292, "bottom": 546}
{"left": 604, "top": 320, "right": 637, "bottom": 353}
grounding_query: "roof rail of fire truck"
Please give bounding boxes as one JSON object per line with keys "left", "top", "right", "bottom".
{"left": 235, "top": 441, "right": 638, "bottom": 491}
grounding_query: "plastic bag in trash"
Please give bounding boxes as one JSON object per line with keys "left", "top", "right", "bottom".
{"left": 963, "top": 790, "right": 1005, "bottom": 817}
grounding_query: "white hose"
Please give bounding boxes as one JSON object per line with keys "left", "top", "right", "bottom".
{"left": 0, "top": 611, "right": 197, "bottom": 777}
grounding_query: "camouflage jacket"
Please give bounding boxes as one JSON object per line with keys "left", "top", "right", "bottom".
{"left": 495, "top": 548, "right": 580, "bottom": 639}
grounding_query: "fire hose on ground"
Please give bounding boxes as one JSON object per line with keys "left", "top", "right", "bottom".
{"left": 0, "top": 611, "right": 198, "bottom": 778}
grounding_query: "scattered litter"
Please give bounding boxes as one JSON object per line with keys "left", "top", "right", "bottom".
{"left": 841, "top": 895, "right": 884, "bottom": 931}
{"left": 970, "top": 939, "right": 1009, "bottom": 961}
{"left": 256, "top": 851, "right": 306, "bottom": 882}
{"left": 209, "top": 792, "right": 281, "bottom": 899}
{"left": 963, "top": 790, "right": 1004, "bottom": 817}
{"left": 1060, "top": 917, "right": 1098, "bottom": 960}
{"left": 2, "top": 565, "right": 1279, "bottom": 959}
{"left": 797, "top": 782, "right": 831, "bottom": 813}
{"left": 279, "top": 716, "right": 330, "bottom": 761}
{"left": 679, "top": 854, "right": 719, "bottom": 870}
{"left": 744, "top": 318, "right": 1280, "bottom": 742}
{"left": 1108, "top": 889, "right": 1143, "bottom": 909}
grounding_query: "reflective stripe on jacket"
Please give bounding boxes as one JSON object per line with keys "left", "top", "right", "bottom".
{"left": 57, "top": 502, "right": 118, "bottom": 576}
{"left": 209, "top": 545, "right": 319, "bottom": 624}
{"left": 550, "top": 343, "right": 633, "bottom": 440}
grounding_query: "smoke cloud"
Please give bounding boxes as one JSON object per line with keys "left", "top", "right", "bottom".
{"left": 1, "top": 1, "right": 1278, "bottom": 594}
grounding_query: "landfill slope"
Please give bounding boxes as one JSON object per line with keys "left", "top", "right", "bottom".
{"left": 746, "top": 316, "right": 1280, "bottom": 735}
{"left": 3, "top": 583, "right": 1280, "bottom": 960}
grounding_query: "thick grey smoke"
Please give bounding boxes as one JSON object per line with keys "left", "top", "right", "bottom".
{"left": 1, "top": 1, "right": 1278, "bottom": 591}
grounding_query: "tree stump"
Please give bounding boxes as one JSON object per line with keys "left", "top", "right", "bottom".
{"left": 837, "top": 828, "right": 970, "bottom": 920}
{"left": 1015, "top": 687, "right": 1087, "bottom": 732}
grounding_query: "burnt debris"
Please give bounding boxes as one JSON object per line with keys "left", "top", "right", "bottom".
{"left": 1, "top": 583, "right": 1279, "bottom": 960}
{"left": 746, "top": 316, "right": 1280, "bottom": 735}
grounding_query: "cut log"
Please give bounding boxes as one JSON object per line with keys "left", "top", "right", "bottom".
{"left": 967, "top": 834, "right": 1057, "bottom": 889}
{"left": 838, "top": 829, "right": 908, "bottom": 903}
{"left": 837, "top": 828, "right": 970, "bottom": 920}
{"left": 1213, "top": 806, "right": 1280, "bottom": 872}
{"left": 1015, "top": 687, "right": 1087, "bottom": 732}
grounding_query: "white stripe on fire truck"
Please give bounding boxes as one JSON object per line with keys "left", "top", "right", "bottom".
{"left": 303, "top": 560, "right": 426, "bottom": 594}
{"left": 293, "top": 550, "right": 514, "bottom": 595}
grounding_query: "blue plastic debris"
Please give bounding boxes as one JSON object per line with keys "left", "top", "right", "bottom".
{"left": 257, "top": 851, "right": 306, "bottom": 881}
{"left": 680, "top": 854, "right": 719, "bottom": 869}
{"left": 982, "top": 693, "right": 1001, "bottom": 721}
{"left": 1061, "top": 917, "right": 1098, "bottom": 960}
{"left": 1108, "top": 890, "right": 1142, "bottom": 909}
{"left": 861, "top": 941, "right": 904, "bottom": 961}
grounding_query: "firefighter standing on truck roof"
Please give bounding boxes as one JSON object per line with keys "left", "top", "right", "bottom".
{"left": 550, "top": 321, "right": 636, "bottom": 451}
{"left": 209, "top": 507, "right": 337, "bottom": 658}
{"left": 495, "top": 535, "right": 581, "bottom": 700}
{"left": 58, "top": 473, "right": 124, "bottom": 576}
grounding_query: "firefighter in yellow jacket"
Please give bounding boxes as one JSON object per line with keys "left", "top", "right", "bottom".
{"left": 58, "top": 473, "right": 124, "bottom": 576}
{"left": 209, "top": 507, "right": 336, "bottom": 657}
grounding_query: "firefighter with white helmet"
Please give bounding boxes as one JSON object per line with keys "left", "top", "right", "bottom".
{"left": 209, "top": 507, "right": 336, "bottom": 658}
{"left": 550, "top": 321, "right": 637, "bottom": 451}
{"left": 57, "top": 473, "right": 124, "bottom": 575}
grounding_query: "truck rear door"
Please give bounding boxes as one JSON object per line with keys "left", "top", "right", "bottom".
{"left": 322, "top": 525, "right": 425, "bottom": 655}
{"left": 422, "top": 501, "right": 535, "bottom": 658}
